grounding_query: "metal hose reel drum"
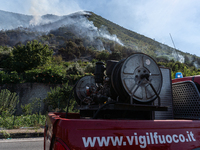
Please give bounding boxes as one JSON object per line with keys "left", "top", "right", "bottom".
{"left": 74, "top": 75, "right": 96, "bottom": 105}
{"left": 112, "top": 53, "right": 163, "bottom": 103}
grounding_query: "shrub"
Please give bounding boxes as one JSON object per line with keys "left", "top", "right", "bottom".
{"left": 0, "top": 52, "right": 13, "bottom": 69}
{"left": 25, "top": 63, "right": 67, "bottom": 83}
{"left": 66, "top": 62, "right": 84, "bottom": 75}
{"left": 21, "top": 98, "right": 41, "bottom": 115}
{"left": 43, "top": 83, "right": 77, "bottom": 112}
{"left": 0, "top": 71, "right": 23, "bottom": 84}
{"left": 109, "top": 51, "right": 122, "bottom": 60}
{"left": 11, "top": 40, "right": 53, "bottom": 72}
{"left": 84, "top": 62, "right": 95, "bottom": 73}
{"left": 0, "top": 89, "right": 18, "bottom": 115}
{"left": 96, "top": 50, "right": 109, "bottom": 61}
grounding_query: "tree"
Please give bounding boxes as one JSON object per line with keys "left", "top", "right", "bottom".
{"left": 11, "top": 40, "right": 53, "bottom": 72}
{"left": 109, "top": 51, "right": 122, "bottom": 60}
{"left": 96, "top": 50, "right": 109, "bottom": 61}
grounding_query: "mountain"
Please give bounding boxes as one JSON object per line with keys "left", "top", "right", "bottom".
{"left": 0, "top": 10, "right": 32, "bottom": 30}
{"left": 0, "top": 10, "right": 200, "bottom": 67}
{"left": 0, "top": 10, "right": 63, "bottom": 29}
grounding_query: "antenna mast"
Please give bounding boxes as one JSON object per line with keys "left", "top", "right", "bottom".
{"left": 169, "top": 33, "right": 179, "bottom": 61}
{"left": 169, "top": 33, "right": 176, "bottom": 50}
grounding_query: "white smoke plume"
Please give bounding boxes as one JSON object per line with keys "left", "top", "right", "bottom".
{"left": 28, "top": 12, "right": 123, "bottom": 50}
{"left": 172, "top": 51, "right": 185, "bottom": 63}
{"left": 29, "top": 0, "right": 43, "bottom": 25}
{"left": 29, "top": 0, "right": 81, "bottom": 25}
{"left": 98, "top": 26, "right": 124, "bottom": 46}
{"left": 27, "top": 0, "right": 123, "bottom": 50}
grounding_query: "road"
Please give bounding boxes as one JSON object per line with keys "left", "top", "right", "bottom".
{"left": 0, "top": 137, "right": 43, "bottom": 150}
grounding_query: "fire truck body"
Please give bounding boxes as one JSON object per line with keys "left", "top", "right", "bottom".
{"left": 44, "top": 53, "right": 200, "bottom": 150}
{"left": 44, "top": 112, "right": 200, "bottom": 150}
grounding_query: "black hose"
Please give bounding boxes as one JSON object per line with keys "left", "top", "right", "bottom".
{"left": 93, "top": 101, "right": 117, "bottom": 119}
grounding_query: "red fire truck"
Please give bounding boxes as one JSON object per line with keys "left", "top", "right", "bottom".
{"left": 44, "top": 53, "right": 200, "bottom": 150}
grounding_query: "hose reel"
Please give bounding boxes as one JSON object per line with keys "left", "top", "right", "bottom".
{"left": 74, "top": 75, "right": 97, "bottom": 105}
{"left": 74, "top": 53, "right": 163, "bottom": 105}
{"left": 119, "top": 53, "right": 162, "bottom": 103}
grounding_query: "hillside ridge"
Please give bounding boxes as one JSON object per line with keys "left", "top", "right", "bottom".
{"left": 0, "top": 10, "right": 199, "bottom": 67}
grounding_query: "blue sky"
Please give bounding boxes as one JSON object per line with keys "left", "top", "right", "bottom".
{"left": 1, "top": 0, "right": 200, "bottom": 56}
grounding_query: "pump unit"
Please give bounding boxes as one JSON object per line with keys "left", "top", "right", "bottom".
{"left": 74, "top": 53, "right": 173, "bottom": 119}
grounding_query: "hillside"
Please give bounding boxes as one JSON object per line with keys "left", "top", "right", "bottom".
{"left": 87, "top": 12, "right": 196, "bottom": 64}
{"left": 0, "top": 10, "right": 200, "bottom": 67}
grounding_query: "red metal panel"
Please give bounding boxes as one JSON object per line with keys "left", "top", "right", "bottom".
{"left": 172, "top": 75, "right": 200, "bottom": 85}
{"left": 172, "top": 76, "right": 193, "bottom": 83}
{"left": 47, "top": 113, "right": 200, "bottom": 150}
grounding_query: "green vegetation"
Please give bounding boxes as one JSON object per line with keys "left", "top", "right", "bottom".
{"left": 88, "top": 12, "right": 172, "bottom": 57}
{"left": 0, "top": 39, "right": 200, "bottom": 84}
{"left": 11, "top": 40, "right": 53, "bottom": 72}
{"left": 1, "top": 12, "right": 200, "bottom": 129}
{"left": 0, "top": 113, "right": 45, "bottom": 129}
{"left": 0, "top": 40, "right": 95, "bottom": 84}
{"left": 0, "top": 89, "right": 18, "bottom": 115}
{"left": 44, "top": 83, "right": 77, "bottom": 112}
{"left": 158, "top": 61, "right": 200, "bottom": 79}
{"left": 0, "top": 89, "right": 45, "bottom": 129}
{"left": 21, "top": 97, "right": 41, "bottom": 115}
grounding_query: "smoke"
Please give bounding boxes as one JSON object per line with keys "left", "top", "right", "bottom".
{"left": 29, "top": 0, "right": 41, "bottom": 25}
{"left": 68, "top": 16, "right": 124, "bottom": 49}
{"left": 29, "top": 16, "right": 42, "bottom": 26}
{"left": 29, "top": 0, "right": 123, "bottom": 50}
{"left": 68, "top": 17, "right": 124, "bottom": 47}
{"left": 98, "top": 26, "right": 124, "bottom": 46}
{"left": 29, "top": 0, "right": 82, "bottom": 25}
{"left": 172, "top": 51, "right": 185, "bottom": 63}
{"left": 156, "top": 44, "right": 185, "bottom": 63}
{"left": 25, "top": 0, "right": 124, "bottom": 50}
{"left": 186, "top": 55, "right": 199, "bottom": 69}
{"left": 0, "top": 1, "right": 120, "bottom": 50}
{"left": 1, "top": 0, "right": 200, "bottom": 56}
{"left": 28, "top": 11, "right": 123, "bottom": 50}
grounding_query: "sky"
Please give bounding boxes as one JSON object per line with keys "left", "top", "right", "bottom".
{"left": 0, "top": 0, "right": 200, "bottom": 56}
